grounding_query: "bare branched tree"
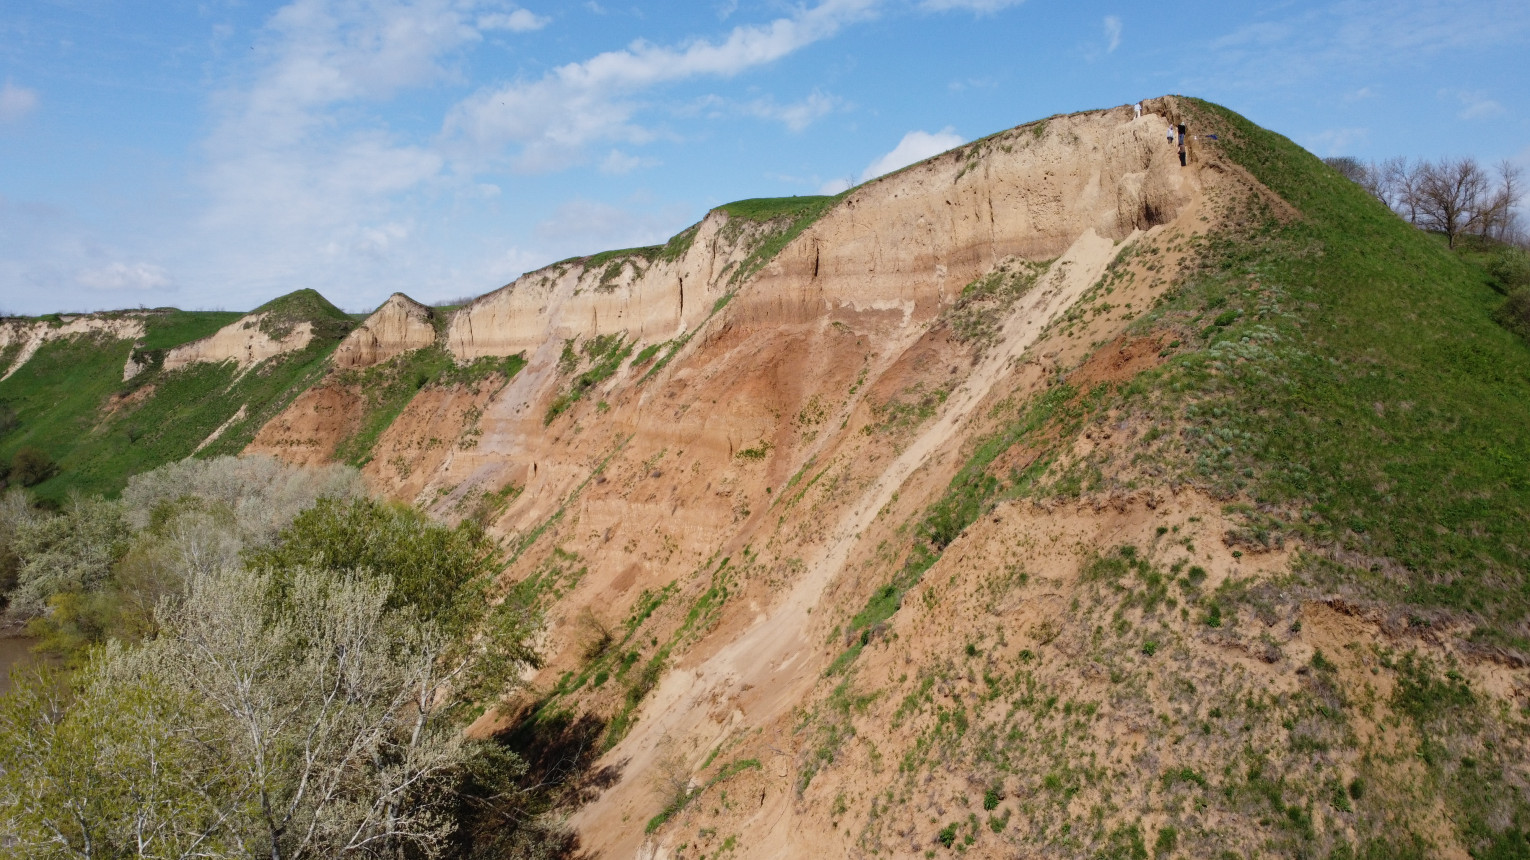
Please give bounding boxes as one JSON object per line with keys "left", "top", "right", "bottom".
{"left": 1415, "top": 157, "right": 1494, "bottom": 249}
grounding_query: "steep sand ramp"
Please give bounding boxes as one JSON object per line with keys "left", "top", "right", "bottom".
{"left": 163, "top": 312, "right": 313, "bottom": 371}
{"left": 572, "top": 227, "right": 1135, "bottom": 856}
{"left": 332, "top": 293, "right": 436, "bottom": 369}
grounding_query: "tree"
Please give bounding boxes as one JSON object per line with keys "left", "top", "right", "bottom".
{"left": 8, "top": 494, "right": 129, "bottom": 617}
{"left": 0, "top": 563, "right": 527, "bottom": 859}
{"left": 1416, "top": 157, "right": 1493, "bottom": 249}
{"left": 1482, "top": 160, "right": 1524, "bottom": 244}
{"left": 246, "top": 497, "right": 497, "bottom": 633}
{"left": 0, "top": 653, "right": 241, "bottom": 859}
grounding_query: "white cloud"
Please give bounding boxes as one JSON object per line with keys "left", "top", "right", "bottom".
{"left": 191, "top": 0, "right": 492, "bottom": 299}
{"left": 532, "top": 199, "right": 692, "bottom": 259}
{"left": 0, "top": 80, "right": 38, "bottom": 123}
{"left": 742, "top": 91, "right": 840, "bottom": 131}
{"left": 918, "top": 0, "right": 1023, "bottom": 12}
{"left": 600, "top": 149, "right": 659, "bottom": 174}
{"left": 1441, "top": 88, "right": 1506, "bottom": 120}
{"left": 1306, "top": 127, "right": 1369, "bottom": 156}
{"left": 818, "top": 177, "right": 853, "bottom": 194}
{"left": 1202, "top": 1, "right": 1530, "bottom": 92}
{"left": 441, "top": 0, "right": 879, "bottom": 171}
{"left": 1103, "top": 15, "right": 1121, "bottom": 52}
{"left": 479, "top": 9, "right": 549, "bottom": 32}
{"left": 76, "top": 262, "right": 171, "bottom": 291}
{"left": 859, "top": 127, "right": 964, "bottom": 183}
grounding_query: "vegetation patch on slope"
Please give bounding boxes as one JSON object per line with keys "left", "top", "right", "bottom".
{"left": 0, "top": 302, "right": 350, "bottom": 499}
{"left": 718, "top": 194, "right": 846, "bottom": 286}
{"left": 332, "top": 347, "right": 526, "bottom": 466}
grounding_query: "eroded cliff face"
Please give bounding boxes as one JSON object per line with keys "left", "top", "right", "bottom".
{"left": 332, "top": 293, "right": 436, "bottom": 370}
{"left": 163, "top": 312, "right": 314, "bottom": 371}
{"left": 0, "top": 315, "right": 146, "bottom": 381}
{"left": 240, "top": 99, "right": 1530, "bottom": 858}
{"left": 444, "top": 211, "right": 781, "bottom": 362}
{"left": 737, "top": 104, "right": 1186, "bottom": 329}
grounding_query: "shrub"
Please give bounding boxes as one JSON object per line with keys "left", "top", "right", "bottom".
{"left": 246, "top": 496, "right": 494, "bottom": 631}
{"left": 1496, "top": 289, "right": 1530, "bottom": 340}
{"left": 11, "top": 447, "right": 56, "bottom": 487}
{"left": 1488, "top": 248, "right": 1530, "bottom": 293}
{"left": 937, "top": 822, "right": 958, "bottom": 847}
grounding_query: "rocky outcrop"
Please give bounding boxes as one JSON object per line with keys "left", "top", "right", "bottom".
{"left": 163, "top": 313, "right": 313, "bottom": 372}
{"left": 332, "top": 293, "right": 437, "bottom": 370}
{"left": 0, "top": 315, "right": 146, "bottom": 381}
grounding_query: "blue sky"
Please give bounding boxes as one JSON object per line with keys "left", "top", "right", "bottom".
{"left": 1, "top": 0, "right": 1527, "bottom": 315}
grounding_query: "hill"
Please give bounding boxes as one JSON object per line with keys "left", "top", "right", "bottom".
{"left": 3, "top": 96, "right": 1529, "bottom": 858}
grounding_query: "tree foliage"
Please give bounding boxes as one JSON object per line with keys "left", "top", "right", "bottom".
{"left": 246, "top": 497, "right": 492, "bottom": 632}
{"left": 0, "top": 565, "right": 484, "bottom": 859}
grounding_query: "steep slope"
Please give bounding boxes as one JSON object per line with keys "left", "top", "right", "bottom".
{"left": 7, "top": 92, "right": 1528, "bottom": 858}
{"left": 323, "top": 97, "right": 1527, "bottom": 859}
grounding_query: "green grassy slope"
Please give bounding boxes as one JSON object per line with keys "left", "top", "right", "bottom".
{"left": 0, "top": 297, "right": 351, "bottom": 500}
{"left": 1171, "top": 100, "right": 1530, "bottom": 639}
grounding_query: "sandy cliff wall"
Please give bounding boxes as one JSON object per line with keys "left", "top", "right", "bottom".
{"left": 445, "top": 211, "right": 776, "bottom": 361}
{"left": 738, "top": 107, "right": 1186, "bottom": 327}
{"left": 163, "top": 313, "right": 313, "bottom": 371}
{"left": 0, "top": 315, "right": 146, "bottom": 381}
{"left": 332, "top": 293, "right": 437, "bottom": 369}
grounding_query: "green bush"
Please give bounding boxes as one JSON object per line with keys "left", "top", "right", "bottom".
{"left": 1496, "top": 289, "right": 1530, "bottom": 340}
{"left": 246, "top": 497, "right": 496, "bottom": 632}
{"left": 11, "top": 446, "right": 56, "bottom": 487}
{"left": 1488, "top": 248, "right": 1530, "bottom": 294}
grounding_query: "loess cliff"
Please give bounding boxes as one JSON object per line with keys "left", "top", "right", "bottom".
{"left": 6, "top": 96, "right": 1530, "bottom": 858}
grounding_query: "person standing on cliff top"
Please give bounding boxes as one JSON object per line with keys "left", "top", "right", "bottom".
{"left": 1134, "top": 102, "right": 1142, "bottom": 119}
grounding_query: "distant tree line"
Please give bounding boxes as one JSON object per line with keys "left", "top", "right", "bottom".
{"left": 1324, "top": 155, "right": 1525, "bottom": 249}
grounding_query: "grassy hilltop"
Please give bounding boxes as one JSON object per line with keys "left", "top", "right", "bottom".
{"left": 0, "top": 290, "right": 353, "bottom": 500}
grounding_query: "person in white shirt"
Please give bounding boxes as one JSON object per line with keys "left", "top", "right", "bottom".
{"left": 1134, "top": 102, "right": 1142, "bottom": 119}
{"left": 1166, "top": 123, "right": 1175, "bottom": 145}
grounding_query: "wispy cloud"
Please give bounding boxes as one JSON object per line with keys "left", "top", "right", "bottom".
{"left": 479, "top": 8, "right": 549, "bottom": 32}
{"left": 859, "top": 127, "right": 964, "bottom": 183}
{"left": 599, "top": 149, "right": 659, "bottom": 174}
{"left": 918, "top": 0, "right": 1023, "bottom": 12}
{"left": 1440, "top": 88, "right": 1506, "bottom": 120}
{"left": 1306, "top": 127, "right": 1370, "bottom": 156}
{"left": 1201, "top": 0, "right": 1530, "bottom": 92}
{"left": 742, "top": 90, "right": 841, "bottom": 131}
{"left": 76, "top": 262, "right": 171, "bottom": 291}
{"left": 441, "top": 0, "right": 879, "bottom": 171}
{"left": 0, "top": 80, "right": 38, "bottom": 124}
{"left": 1103, "top": 15, "right": 1122, "bottom": 52}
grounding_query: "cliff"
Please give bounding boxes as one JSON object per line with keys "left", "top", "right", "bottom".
{"left": 6, "top": 96, "right": 1530, "bottom": 858}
